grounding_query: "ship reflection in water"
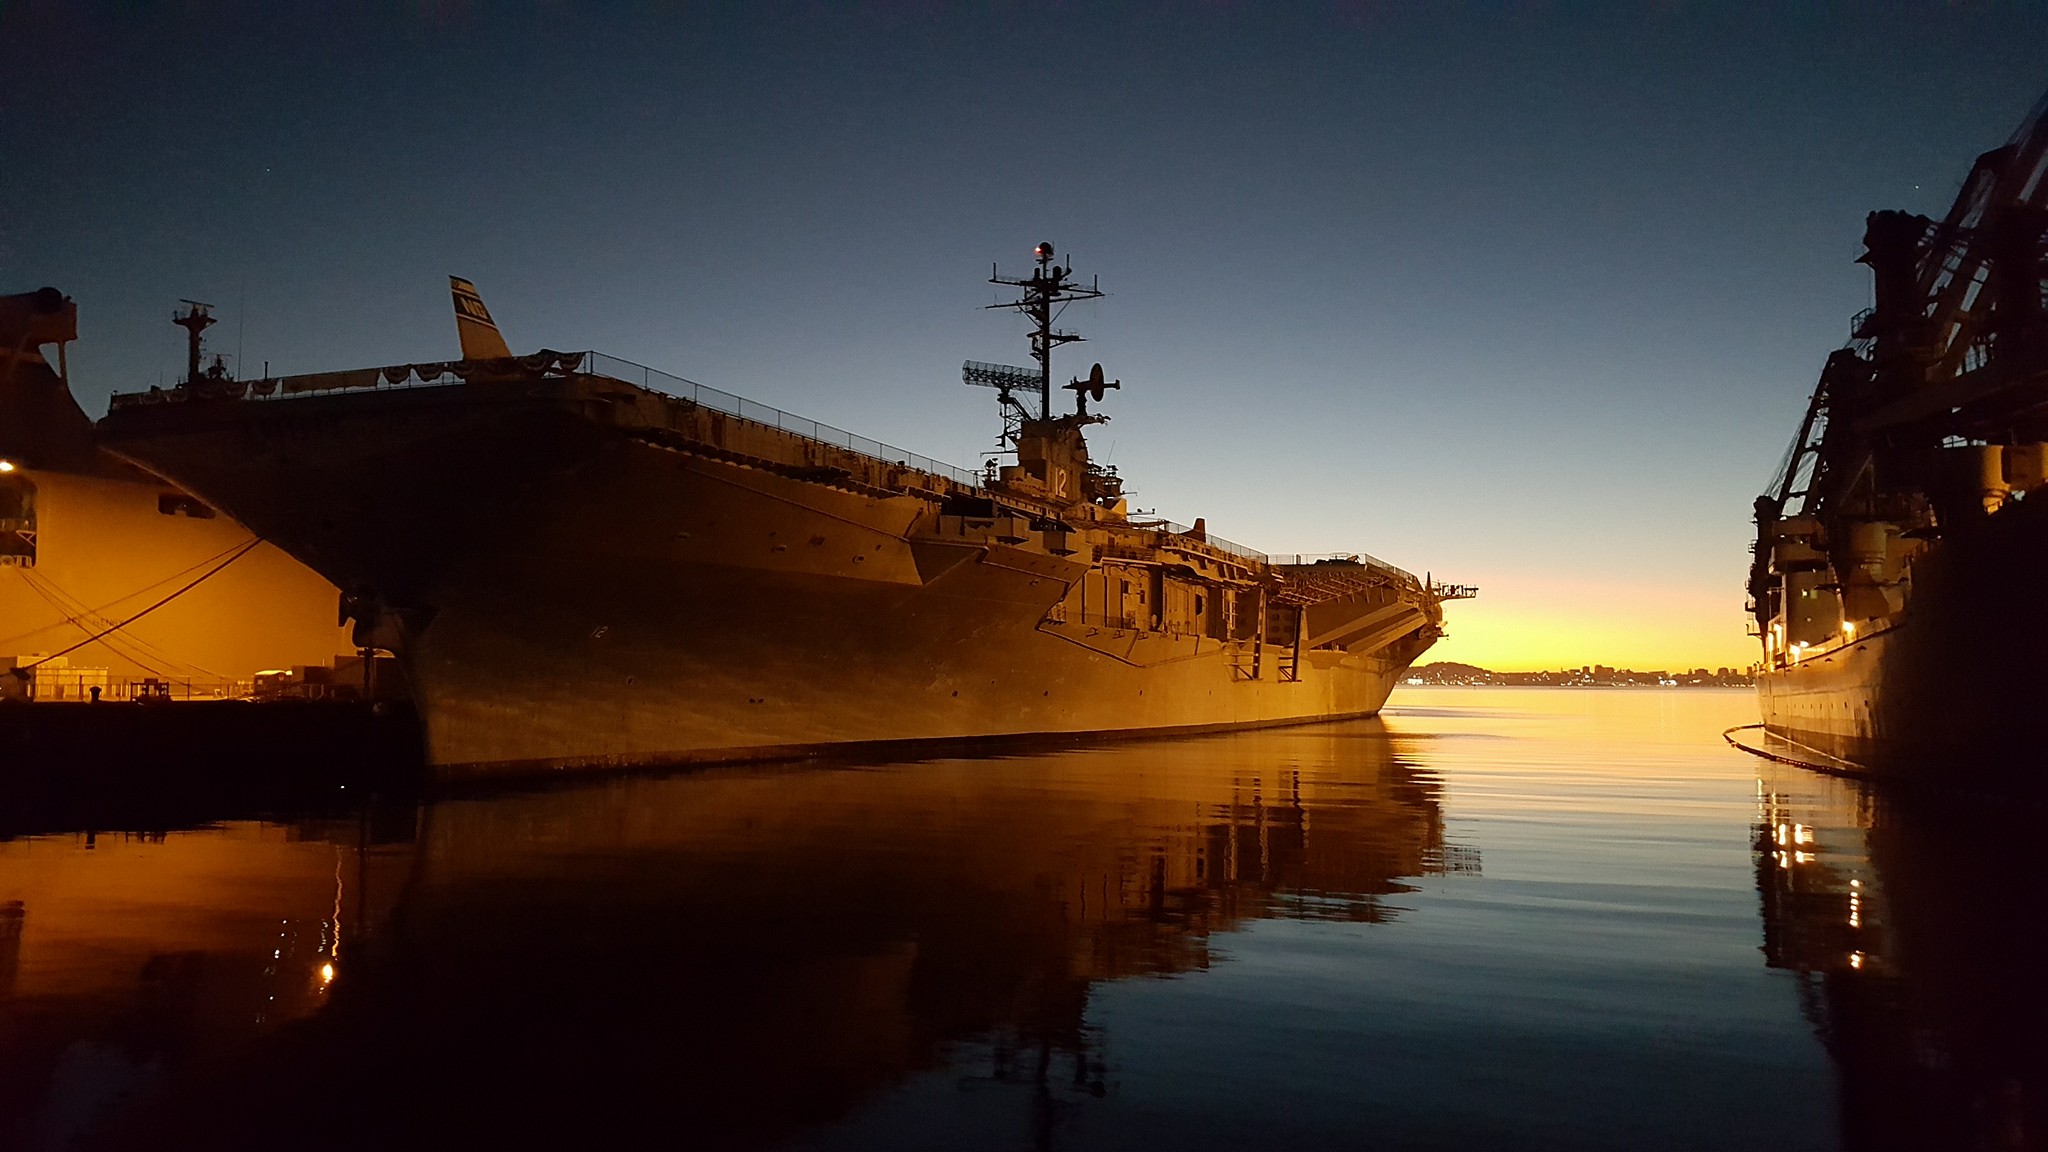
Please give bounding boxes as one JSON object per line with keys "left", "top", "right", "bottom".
{"left": 2, "top": 724, "right": 1465, "bottom": 1149}
{"left": 1757, "top": 761, "right": 2048, "bottom": 1149}
{"left": 7, "top": 690, "right": 2012, "bottom": 1149}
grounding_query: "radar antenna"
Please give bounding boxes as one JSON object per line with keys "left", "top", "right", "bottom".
{"left": 985, "top": 242, "right": 1105, "bottom": 419}
{"left": 1064, "top": 362, "right": 1120, "bottom": 416}
{"left": 961, "top": 359, "right": 1042, "bottom": 454}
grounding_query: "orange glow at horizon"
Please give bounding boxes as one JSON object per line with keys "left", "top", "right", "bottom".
{"left": 1427, "top": 576, "right": 1757, "bottom": 672}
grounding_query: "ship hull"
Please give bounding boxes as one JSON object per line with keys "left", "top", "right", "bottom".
{"left": 0, "top": 306, "right": 352, "bottom": 698}
{"left": 1758, "top": 494, "right": 2048, "bottom": 784}
{"left": 102, "top": 380, "right": 1432, "bottom": 776}
{"left": 1755, "top": 627, "right": 1887, "bottom": 768}
{"left": 411, "top": 556, "right": 1408, "bottom": 777}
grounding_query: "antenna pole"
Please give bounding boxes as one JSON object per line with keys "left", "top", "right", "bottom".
{"left": 987, "top": 243, "right": 1105, "bottom": 419}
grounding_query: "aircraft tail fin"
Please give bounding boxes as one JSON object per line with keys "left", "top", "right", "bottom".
{"left": 450, "top": 276, "right": 513, "bottom": 360}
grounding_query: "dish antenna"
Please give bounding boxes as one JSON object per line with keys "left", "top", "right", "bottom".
{"left": 1064, "top": 362, "right": 1120, "bottom": 415}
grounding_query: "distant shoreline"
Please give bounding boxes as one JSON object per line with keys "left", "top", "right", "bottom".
{"left": 1400, "top": 662, "right": 1754, "bottom": 689}
{"left": 1392, "top": 682, "right": 1752, "bottom": 690}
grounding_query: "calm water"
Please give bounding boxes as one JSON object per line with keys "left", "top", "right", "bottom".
{"left": 1, "top": 687, "right": 2037, "bottom": 1149}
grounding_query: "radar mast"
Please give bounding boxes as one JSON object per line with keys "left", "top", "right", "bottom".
{"left": 985, "top": 242, "right": 1104, "bottom": 420}
{"left": 172, "top": 300, "right": 216, "bottom": 387}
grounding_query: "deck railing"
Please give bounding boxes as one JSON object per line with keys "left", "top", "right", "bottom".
{"left": 1268, "top": 552, "right": 1423, "bottom": 587}
{"left": 112, "top": 353, "right": 1429, "bottom": 584}
{"left": 26, "top": 670, "right": 251, "bottom": 702}
{"left": 581, "top": 353, "right": 986, "bottom": 488}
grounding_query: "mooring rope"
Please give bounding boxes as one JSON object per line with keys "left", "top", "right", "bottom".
{"left": 0, "top": 537, "right": 254, "bottom": 651}
{"left": 15, "top": 537, "right": 264, "bottom": 672}
{"left": 1722, "top": 722, "right": 1871, "bottom": 779}
{"left": 15, "top": 573, "right": 186, "bottom": 679}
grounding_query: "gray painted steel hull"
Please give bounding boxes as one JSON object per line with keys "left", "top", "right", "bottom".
{"left": 1759, "top": 496, "right": 2048, "bottom": 783}
{"left": 102, "top": 379, "right": 1432, "bottom": 776}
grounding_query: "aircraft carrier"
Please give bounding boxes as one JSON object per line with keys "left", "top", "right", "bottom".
{"left": 100, "top": 251, "right": 1471, "bottom": 776}
{"left": 1748, "top": 89, "right": 2048, "bottom": 780}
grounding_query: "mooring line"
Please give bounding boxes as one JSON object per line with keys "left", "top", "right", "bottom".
{"left": 17, "top": 568, "right": 226, "bottom": 678}
{"left": 1722, "top": 722, "right": 1873, "bottom": 780}
{"left": 17, "top": 537, "right": 264, "bottom": 671}
{"left": 0, "top": 537, "right": 255, "bottom": 650}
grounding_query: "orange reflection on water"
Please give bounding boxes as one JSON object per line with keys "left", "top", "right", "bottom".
{"left": 1, "top": 723, "right": 1462, "bottom": 1148}
{"left": 0, "top": 821, "right": 411, "bottom": 1149}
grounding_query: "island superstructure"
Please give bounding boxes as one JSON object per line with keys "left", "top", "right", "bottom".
{"left": 1748, "top": 89, "right": 2048, "bottom": 776}
{"left": 100, "top": 250, "right": 1471, "bottom": 775}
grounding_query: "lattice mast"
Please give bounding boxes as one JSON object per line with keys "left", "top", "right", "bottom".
{"left": 986, "top": 242, "right": 1104, "bottom": 419}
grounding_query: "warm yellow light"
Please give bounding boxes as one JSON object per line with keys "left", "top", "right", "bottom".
{"left": 1420, "top": 577, "right": 1756, "bottom": 671}
{"left": 0, "top": 460, "right": 14, "bottom": 473}
{"left": 1842, "top": 620, "right": 1857, "bottom": 639}
{"left": 319, "top": 962, "right": 336, "bottom": 984}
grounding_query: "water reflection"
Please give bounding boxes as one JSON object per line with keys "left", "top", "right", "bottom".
{"left": 0, "top": 812, "right": 420, "bottom": 1150}
{"left": 1, "top": 721, "right": 1468, "bottom": 1149}
{"left": 1755, "top": 764, "right": 2048, "bottom": 1150}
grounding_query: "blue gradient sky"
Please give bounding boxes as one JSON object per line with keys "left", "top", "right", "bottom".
{"left": 5, "top": 3, "right": 2044, "bottom": 668}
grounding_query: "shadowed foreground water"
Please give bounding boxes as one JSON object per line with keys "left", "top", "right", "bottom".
{"left": 1, "top": 687, "right": 2036, "bottom": 1149}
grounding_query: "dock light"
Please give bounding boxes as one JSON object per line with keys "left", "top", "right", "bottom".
{"left": 0, "top": 460, "right": 14, "bottom": 473}
{"left": 320, "top": 962, "right": 335, "bottom": 985}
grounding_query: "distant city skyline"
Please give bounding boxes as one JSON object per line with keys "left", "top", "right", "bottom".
{"left": 1406, "top": 660, "right": 1754, "bottom": 687}
{"left": 5, "top": 3, "right": 2045, "bottom": 669}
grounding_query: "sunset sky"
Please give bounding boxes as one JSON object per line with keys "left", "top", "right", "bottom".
{"left": 5, "top": 3, "right": 2045, "bottom": 670}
